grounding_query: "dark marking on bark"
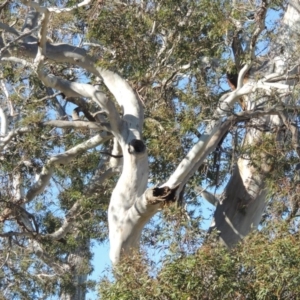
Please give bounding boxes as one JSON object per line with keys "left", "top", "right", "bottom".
{"left": 128, "top": 139, "right": 146, "bottom": 154}
{"left": 100, "top": 151, "right": 123, "bottom": 158}
{"left": 146, "top": 184, "right": 180, "bottom": 205}
{"left": 237, "top": 198, "right": 247, "bottom": 215}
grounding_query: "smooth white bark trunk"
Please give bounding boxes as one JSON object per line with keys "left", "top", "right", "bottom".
{"left": 211, "top": 1, "right": 300, "bottom": 247}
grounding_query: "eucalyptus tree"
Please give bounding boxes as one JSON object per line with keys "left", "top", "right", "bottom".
{"left": 0, "top": 0, "right": 300, "bottom": 299}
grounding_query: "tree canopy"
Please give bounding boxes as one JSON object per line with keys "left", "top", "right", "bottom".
{"left": 0, "top": 0, "right": 300, "bottom": 299}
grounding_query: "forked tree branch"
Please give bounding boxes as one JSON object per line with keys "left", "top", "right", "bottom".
{"left": 37, "top": 71, "right": 122, "bottom": 136}
{"left": 25, "top": 133, "right": 110, "bottom": 203}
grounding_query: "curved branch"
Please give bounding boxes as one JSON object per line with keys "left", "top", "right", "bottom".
{"left": 0, "top": 56, "right": 32, "bottom": 66}
{"left": 63, "top": 97, "right": 95, "bottom": 122}
{"left": 0, "top": 25, "right": 40, "bottom": 57}
{"left": 37, "top": 70, "right": 122, "bottom": 137}
{"left": 0, "top": 33, "right": 292, "bottom": 196}
{"left": 164, "top": 102, "right": 291, "bottom": 192}
{"left": 23, "top": 0, "right": 92, "bottom": 13}
{"left": 47, "top": 166, "right": 119, "bottom": 240}
{"left": 0, "top": 22, "right": 20, "bottom": 36}
{"left": 0, "top": 120, "right": 111, "bottom": 151}
{"left": 44, "top": 120, "right": 107, "bottom": 131}
{"left": 0, "top": 127, "right": 30, "bottom": 150}
{"left": 163, "top": 83, "right": 253, "bottom": 190}
{"left": 0, "top": 231, "right": 35, "bottom": 238}
{"left": 25, "top": 133, "right": 110, "bottom": 203}
{"left": 97, "top": 69, "right": 144, "bottom": 142}
{"left": 45, "top": 201, "right": 81, "bottom": 241}
{"left": 4, "top": 40, "right": 143, "bottom": 143}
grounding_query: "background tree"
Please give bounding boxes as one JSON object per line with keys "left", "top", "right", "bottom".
{"left": 0, "top": 0, "right": 300, "bottom": 299}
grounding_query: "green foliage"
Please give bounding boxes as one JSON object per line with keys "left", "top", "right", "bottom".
{"left": 99, "top": 223, "right": 300, "bottom": 299}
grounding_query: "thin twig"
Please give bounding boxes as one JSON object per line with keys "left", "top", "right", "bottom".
{"left": 0, "top": 25, "right": 40, "bottom": 57}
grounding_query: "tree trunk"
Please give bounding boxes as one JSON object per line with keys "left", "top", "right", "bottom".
{"left": 212, "top": 1, "right": 300, "bottom": 247}
{"left": 60, "top": 240, "right": 89, "bottom": 300}
{"left": 211, "top": 153, "right": 269, "bottom": 246}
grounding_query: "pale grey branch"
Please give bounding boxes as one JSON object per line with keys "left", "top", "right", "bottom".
{"left": 23, "top": 0, "right": 91, "bottom": 13}
{"left": 0, "top": 106, "right": 7, "bottom": 137}
{"left": 0, "top": 22, "right": 20, "bottom": 36}
{"left": 25, "top": 133, "right": 110, "bottom": 203}
{"left": 45, "top": 201, "right": 80, "bottom": 240}
{"left": 0, "top": 56, "right": 32, "bottom": 66}
{"left": 37, "top": 71, "right": 122, "bottom": 136}
{"left": 29, "top": 91, "right": 62, "bottom": 103}
{"left": 34, "top": 8, "right": 50, "bottom": 65}
{"left": 0, "top": 127, "right": 30, "bottom": 150}
{"left": 44, "top": 120, "right": 105, "bottom": 130}
{"left": 0, "top": 25, "right": 40, "bottom": 57}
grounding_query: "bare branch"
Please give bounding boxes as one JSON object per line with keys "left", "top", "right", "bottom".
{"left": 0, "top": 56, "right": 32, "bottom": 67}
{"left": 95, "top": 69, "right": 144, "bottom": 143}
{"left": 163, "top": 83, "right": 252, "bottom": 190}
{"left": 163, "top": 101, "right": 292, "bottom": 192}
{"left": 0, "top": 26, "right": 40, "bottom": 57}
{"left": 23, "top": 0, "right": 92, "bottom": 13}
{"left": 25, "top": 133, "right": 110, "bottom": 203}
{"left": 0, "top": 106, "right": 7, "bottom": 137}
{"left": 29, "top": 91, "right": 62, "bottom": 103}
{"left": 34, "top": 8, "right": 50, "bottom": 65}
{"left": 45, "top": 201, "right": 81, "bottom": 241}
{"left": 44, "top": 120, "right": 106, "bottom": 130}
{"left": 65, "top": 97, "right": 96, "bottom": 122}
{"left": 1, "top": 39, "right": 145, "bottom": 146}
{"left": 37, "top": 70, "right": 122, "bottom": 136}
{"left": 0, "top": 119, "right": 111, "bottom": 151}
{"left": 0, "top": 37, "right": 144, "bottom": 144}
{"left": 0, "top": 22, "right": 20, "bottom": 36}
{"left": 0, "top": 231, "right": 36, "bottom": 238}
{"left": 0, "top": 127, "right": 30, "bottom": 150}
